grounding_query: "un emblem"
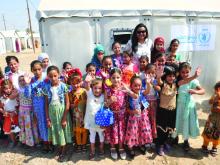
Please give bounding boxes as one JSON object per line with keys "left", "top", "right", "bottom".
{"left": 198, "top": 30, "right": 210, "bottom": 44}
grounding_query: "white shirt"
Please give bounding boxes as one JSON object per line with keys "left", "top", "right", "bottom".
{"left": 51, "top": 86, "right": 59, "bottom": 101}
{"left": 124, "top": 38, "right": 153, "bottom": 62}
{"left": 0, "top": 97, "right": 18, "bottom": 112}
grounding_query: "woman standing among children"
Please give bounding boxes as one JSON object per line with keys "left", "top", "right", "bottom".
{"left": 151, "top": 37, "right": 165, "bottom": 64}
{"left": 38, "top": 53, "right": 51, "bottom": 77}
{"left": 175, "top": 62, "right": 205, "bottom": 151}
{"left": 68, "top": 68, "right": 87, "bottom": 153}
{"left": 44, "top": 66, "right": 72, "bottom": 162}
{"left": 111, "top": 41, "right": 123, "bottom": 68}
{"left": 0, "top": 80, "right": 19, "bottom": 148}
{"left": 124, "top": 23, "right": 153, "bottom": 64}
{"left": 124, "top": 75, "right": 153, "bottom": 158}
{"left": 18, "top": 75, "right": 39, "bottom": 147}
{"left": 24, "top": 60, "right": 50, "bottom": 152}
{"left": 84, "top": 78, "right": 105, "bottom": 160}
{"left": 91, "top": 44, "right": 105, "bottom": 72}
{"left": 202, "top": 81, "right": 220, "bottom": 156}
{"left": 105, "top": 68, "right": 127, "bottom": 160}
{"left": 166, "top": 39, "right": 182, "bottom": 62}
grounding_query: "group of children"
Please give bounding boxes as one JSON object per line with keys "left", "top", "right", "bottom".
{"left": 0, "top": 37, "right": 219, "bottom": 162}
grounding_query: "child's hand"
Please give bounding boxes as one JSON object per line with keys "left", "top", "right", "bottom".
{"left": 85, "top": 73, "right": 93, "bottom": 83}
{"left": 120, "top": 82, "right": 130, "bottom": 93}
{"left": 61, "top": 117, "right": 67, "bottom": 128}
{"left": 47, "top": 119, "right": 52, "bottom": 128}
{"left": 194, "top": 67, "right": 201, "bottom": 78}
{"left": 145, "top": 74, "right": 152, "bottom": 84}
{"left": 134, "top": 109, "right": 141, "bottom": 115}
{"left": 24, "top": 73, "right": 32, "bottom": 84}
{"left": 188, "top": 89, "right": 197, "bottom": 95}
{"left": 156, "top": 65, "right": 164, "bottom": 78}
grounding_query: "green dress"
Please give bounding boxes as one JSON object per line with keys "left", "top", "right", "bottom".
{"left": 175, "top": 79, "right": 200, "bottom": 140}
{"left": 45, "top": 82, "right": 72, "bottom": 146}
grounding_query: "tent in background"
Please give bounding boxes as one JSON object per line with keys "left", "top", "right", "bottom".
{"left": 0, "top": 32, "right": 6, "bottom": 55}
{"left": 0, "top": 30, "right": 21, "bottom": 53}
{"left": 37, "top": 0, "right": 220, "bottom": 94}
{"left": 17, "top": 31, "right": 30, "bottom": 50}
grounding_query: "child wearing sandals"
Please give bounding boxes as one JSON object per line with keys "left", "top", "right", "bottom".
{"left": 124, "top": 74, "right": 153, "bottom": 158}
{"left": 84, "top": 77, "right": 105, "bottom": 160}
{"left": 44, "top": 66, "right": 72, "bottom": 162}
{"left": 202, "top": 81, "right": 220, "bottom": 156}
{"left": 68, "top": 68, "right": 87, "bottom": 153}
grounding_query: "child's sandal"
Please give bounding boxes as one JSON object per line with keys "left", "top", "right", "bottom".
{"left": 201, "top": 145, "right": 209, "bottom": 154}
{"left": 58, "top": 154, "right": 65, "bottom": 162}
{"left": 110, "top": 148, "right": 118, "bottom": 160}
{"left": 75, "top": 145, "right": 81, "bottom": 153}
{"left": 119, "top": 149, "right": 126, "bottom": 160}
{"left": 210, "top": 147, "right": 217, "bottom": 157}
{"left": 82, "top": 145, "right": 87, "bottom": 152}
{"left": 89, "top": 152, "right": 95, "bottom": 160}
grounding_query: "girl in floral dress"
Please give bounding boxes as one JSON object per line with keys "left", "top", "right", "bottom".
{"left": 68, "top": 68, "right": 87, "bottom": 153}
{"left": 124, "top": 74, "right": 152, "bottom": 158}
{"left": 104, "top": 68, "right": 127, "bottom": 160}
{"left": 18, "top": 75, "right": 39, "bottom": 146}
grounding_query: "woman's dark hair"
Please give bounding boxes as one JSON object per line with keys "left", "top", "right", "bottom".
{"left": 5, "top": 56, "right": 12, "bottom": 65}
{"left": 110, "top": 67, "right": 122, "bottom": 76}
{"left": 139, "top": 55, "right": 149, "bottom": 63}
{"left": 8, "top": 56, "right": 19, "bottom": 63}
{"left": 30, "top": 60, "right": 43, "bottom": 70}
{"left": 214, "top": 81, "right": 220, "bottom": 90}
{"left": 47, "top": 65, "right": 60, "bottom": 75}
{"left": 62, "top": 62, "right": 72, "bottom": 70}
{"left": 111, "top": 41, "right": 121, "bottom": 50}
{"left": 162, "top": 66, "right": 176, "bottom": 81}
{"left": 102, "top": 55, "right": 112, "bottom": 64}
{"left": 130, "top": 74, "right": 141, "bottom": 86}
{"left": 131, "top": 23, "right": 148, "bottom": 53}
{"left": 168, "top": 39, "right": 180, "bottom": 52}
{"left": 86, "top": 63, "right": 96, "bottom": 71}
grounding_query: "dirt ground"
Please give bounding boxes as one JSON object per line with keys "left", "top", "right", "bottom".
{"left": 0, "top": 50, "right": 220, "bottom": 165}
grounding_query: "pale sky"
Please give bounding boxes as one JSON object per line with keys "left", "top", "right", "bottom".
{"left": 0, "top": 0, "right": 40, "bottom": 32}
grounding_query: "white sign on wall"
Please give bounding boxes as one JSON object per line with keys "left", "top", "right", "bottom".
{"left": 171, "top": 25, "right": 216, "bottom": 51}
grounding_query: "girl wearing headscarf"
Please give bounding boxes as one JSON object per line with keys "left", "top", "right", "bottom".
{"left": 38, "top": 53, "right": 51, "bottom": 77}
{"left": 91, "top": 44, "right": 105, "bottom": 72}
{"left": 151, "top": 37, "right": 165, "bottom": 64}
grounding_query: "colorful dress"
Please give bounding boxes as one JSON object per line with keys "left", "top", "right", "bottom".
{"left": 175, "top": 79, "right": 200, "bottom": 139}
{"left": 43, "top": 82, "right": 72, "bottom": 146}
{"left": 69, "top": 88, "right": 87, "bottom": 145}
{"left": 111, "top": 54, "right": 123, "bottom": 68}
{"left": 105, "top": 87, "right": 126, "bottom": 145}
{"left": 125, "top": 93, "right": 152, "bottom": 147}
{"left": 24, "top": 76, "right": 48, "bottom": 141}
{"left": 120, "top": 63, "right": 139, "bottom": 86}
{"left": 142, "top": 78, "right": 158, "bottom": 138}
{"left": 202, "top": 95, "right": 220, "bottom": 146}
{"left": 18, "top": 87, "right": 39, "bottom": 146}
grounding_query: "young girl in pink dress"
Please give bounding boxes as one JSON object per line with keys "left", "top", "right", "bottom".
{"left": 124, "top": 74, "right": 153, "bottom": 158}
{"left": 104, "top": 68, "right": 127, "bottom": 160}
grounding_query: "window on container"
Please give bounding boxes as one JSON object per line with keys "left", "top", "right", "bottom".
{"left": 113, "top": 31, "right": 132, "bottom": 45}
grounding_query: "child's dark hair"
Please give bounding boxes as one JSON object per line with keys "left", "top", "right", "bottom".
{"left": 111, "top": 41, "right": 121, "bottom": 50}
{"left": 130, "top": 74, "right": 142, "bottom": 86}
{"left": 155, "top": 52, "right": 165, "bottom": 61}
{"left": 168, "top": 39, "right": 180, "bottom": 52}
{"left": 139, "top": 55, "right": 149, "bottom": 63}
{"left": 30, "top": 60, "right": 43, "bottom": 70}
{"left": 214, "top": 81, "right": 220, "bottom": 90}
{"left": 5, "top": 56, "right": 12, "bottom": 65}
{"left": 8, "top": 56, "right": 19, "bottom": 63}
{"left": 123, "top": 51, "right": 132, "bottom": 57}
{"left": 145, "top": 63, "right": 156, "bottom": 71}
{"left": 86, "top": 63, "right": 96, "bottom": 71}
{"left": 162, "top": 66, "right": 176, "bottom": 81}
{"left": 0, "top": 67, "right": 3, "bottom": 79}
{"left": 179, "top": 62, "right": 191, "bottom": 71}
{"left": 62, "top": 62, "right": 72, "bottom": 70}
{"left": 102, "top": 55, "right": 112, "bottom": 64}
{"left": 47, "top": 65, "right": 60, "bottom": 75}
{"left": 110, "top": 68, "right": 122, "bottom": 76}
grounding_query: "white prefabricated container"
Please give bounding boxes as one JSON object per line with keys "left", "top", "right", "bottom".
{"left": 0, "top": 30, "right": 21, "bottom": 53}
{"left": 37, "top": 0, "right": 220, "bottom": 94}
{"left": 0, "top": 32, "right": 6, "bottom": 55}
{"left": 17, "top": 31, "right": 29, "bottom": 50}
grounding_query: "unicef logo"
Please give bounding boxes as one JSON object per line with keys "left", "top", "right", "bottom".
{"left": 198, "top": 30, "right": 211, "bottom": 44}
